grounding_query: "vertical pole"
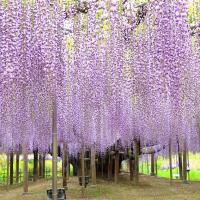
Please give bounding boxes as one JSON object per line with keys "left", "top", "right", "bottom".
{"left": 62, "top": 143, "right": 67, "bottom": 188}
{"left": 67, "top": 153, "right": 69, "bottom": 180}
{"left": 23, "top": 147, "right": 28, "bottom": 193}
{"left": 91, "top": 146, "right": 96, "bottom": 185}
{"left": 16, "top": 152, "right": 20, "bottom": 183}
{"left": 39, "top": 154, "right": 42, "bottom": 178}
{"left": 169, "top": 140, "right": 173, "bottom": 184}
{"left": 150, "top": 153, "right": 155, "bottom": 176}
{"left": 182, "top": 142, "right": 187, "bottom": 183}
{"left": 108, "top": 153, "right": 112, "bottom": 180}
{"left": 130, "top": 145, "right": 133, "bottom": 181}
{"left": 114, "top": 151, "right": 119, "bottom": 183}
{"left": 81, "top": 146, "right": 85, "bottom": 198}
{"left": 42, "top": 153, "right": 45, "bottom": 179}
{"left": 52, "top": 100, "right": 58, "bottom": 200}
{"left": 33, "top": 150, "right": 38, "bottom": 182}
{"left": 134, "top": 141, "right": 139, "bottom": 184}
{"left": 101, "top": 157, "right": 104, "bottom": 177}
{"left": 6, "top": 153, "right": 9, "bottom": 190}
{"left": 178, "top": 142, "right": 183, "bottom": 180}
{"left": 187, "top": 152, "right": 190, "bottom": 181}
{"left": 129, "top": 158, "right": 133, "bottom": 181}
{"left": 10, "top": 152, "right": 14, "bottom": 185}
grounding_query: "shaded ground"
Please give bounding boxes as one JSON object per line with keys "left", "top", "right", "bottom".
{"left": 0, "top": 174, "right": 200, "bottom": 200}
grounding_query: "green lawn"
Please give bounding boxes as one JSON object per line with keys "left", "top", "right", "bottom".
{"left": 0, "top": 154, "right": 73, "bottom": 184}
{"left": 140, "top": 153, "right": 200, "bottom": 181}
{"left": 1, "top": 152, "right": 200, "bottom": 184}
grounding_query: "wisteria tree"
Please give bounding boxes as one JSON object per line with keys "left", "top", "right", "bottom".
{"left": 0, "top": 0, "right": 199, "bottom": 199}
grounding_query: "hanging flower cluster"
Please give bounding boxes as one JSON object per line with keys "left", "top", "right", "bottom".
{"left": 0, "top": 0, "right": 68, "bottom": 153}
{"left": 0, "top": 0, "right": 199, "bottom": 155}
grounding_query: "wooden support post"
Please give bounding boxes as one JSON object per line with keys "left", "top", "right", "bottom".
{"left": 134, "top": 141, "right": 139, "bottom": 184}
{"left": 42, "top": 153, "right": 45, "bottom": 178}
{"left": 182, "top": 142, "right": 188, "bottom": 183}
{"left": 52, "top": 100, "right": 58, "bottom": 200}
{"left": 130, "top": 146, "right": 133, "bottom": 181}
{"left": 6, "top": 153, "right": 9, "bottom": 190}
{"left": 101, "top": 157, "right": 104, "bottom": 177}
{"left": 33, "top": 150, "right": 38, "bottom": 182}
{"left": 39, "top": 154, "right": 42, "bottom": 178}
{"left": 10, "top": 152, "right": 14, "bottom": 185}
{"left": 23, "top": 148, "right": 28, "bottom": 193}
{"left": 129, "top": 158, "right": 133, "bottom": 181}
{"left": 108, "top": 154, "right": 112, "bottom": 180}
{"left": 169, "top": 140, "right": 173, "bottom": 184}
{"left": 16, "top": 152, "right": 20, "bottom": 183}
{"left": 81, "top": 147, "right": 85, "bottom": 198}
{"left": 62, "top": 143, "right": 67, "bottom": 188}
{"left": 91, "top": 146, "right": 96, "bottom": 185}
{"left": 150, "top": 153, "right": 155, "bottom": 176}
{"left": 178, "top": 143, "right": 183, "bottom": 180}
{"left": 67, "top": 154, "right": 69, "bottom": 180}
{"left": 114, "top": 151, "right": 119, "bottom": 183}
{"left": 74, "top": 157, "right": 78, "bottom": 176}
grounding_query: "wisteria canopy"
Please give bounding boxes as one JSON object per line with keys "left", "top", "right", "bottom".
{"left": 0, "top": 0, "right": 199, "bottom": 155}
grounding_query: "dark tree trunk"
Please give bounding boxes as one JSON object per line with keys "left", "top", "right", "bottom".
{"left": 130, "top": 158, "right": 133, "bottom": 181}
{"left": 62, "top": 143, "right": 67, "bottom": 188}
{"left": 150, "top": 153, "right": 155, "bottom": 176}
{"left": 23, "top": 149, "right": 28, "bottom": 193}
{"left": 178, "top": 142, "right": 183, "bottom": 180}
{"left": 73, "top": 157, "right": 78, "bottom": 176}
{"left": 134, "top": 141, "right": 139, "bottom": 184}
{"left": 91, "top": 147, "right": 96, "bottom": 184}
{"left": 108, "top": 154, "right": 112, "bottom": 180}
{"left": 130, "top": 145, "right": 134, "bottom": 181}
{"left": 33, "top": 150, "right": 38, "bottom": 182}
{"left": 42, "top": 154, "right": 45, "bottom": 178}
{"left": 16, "top": 152, "right": 20, "bottom": 183}
{"left": 114, "top": 151, "right": 119, "bottom": 183}
{"left": 182, "top": 142, "right": 187, "bottom": 183}
{"left": 39, "top": 154, "right": 42, "bottom": 178}
{"left": 10, "top": 152, "right": 14, "bottom": 185}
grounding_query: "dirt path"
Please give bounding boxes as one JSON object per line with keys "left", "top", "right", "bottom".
{"left": 0, "top": 174, "right": 200, "bottom": 200}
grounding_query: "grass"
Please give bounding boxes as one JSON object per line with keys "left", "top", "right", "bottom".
{"left": 1, "top": 152, "right": 200, "bottom": 184}
{"left": 1, "top": 174, "right": 200, "bottom": 200}
{"left": 140, "top": 153, "right": 200, "bottom": 181}
{"left": 0, "top": 154, "right": 74, "bottom": 184}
